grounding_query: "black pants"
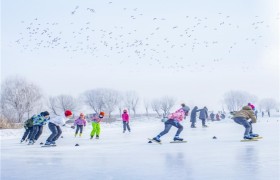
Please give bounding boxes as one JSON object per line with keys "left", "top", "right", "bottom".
{"left": 46, "top": 122, "right": 62, "bottom": 142}
{"left": 22, "top": 127, "right": 33, "bottom": 140}
{"left": 123, "top": 121, "right": 131, "bottom": 131}
{"left": 75, "top": 125, "right": 83, "bottom": 134}
{"left": 30, "top": 125, "right": 43, "bottom": 141}
{"left": 158, "top": 119, "right": 183, "bottom": 137}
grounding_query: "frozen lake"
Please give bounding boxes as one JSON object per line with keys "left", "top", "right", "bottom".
{"left": 1, "top": 117, "right": 279, "bottom": 180}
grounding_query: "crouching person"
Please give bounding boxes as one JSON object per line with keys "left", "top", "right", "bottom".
{"left": 231, "top": 106, "right": 258, "bottom": 140}
{"left": 45, "top": 110, "right": 74, "bottom": 146}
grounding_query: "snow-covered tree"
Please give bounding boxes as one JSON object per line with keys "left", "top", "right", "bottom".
{"left": 124, "top": 91, "right": 139, "bottom": 117}
{"left": 223, "top": 90, "right": 257, "bottom": 111}
{"left": 83, "top": 89, "right": 105, "bottom": 114}
{"left": 160, "top": 96, "right": 176, "bottom": 117}
{"left": 0, "top": 77, "right": 42, "bottom": 122}
{"left": 48, "top": 95, "right": 78, "bottom": 115}
{"left": 151, "top": 99, "right": 162, "bottom": 117}
{"left": 259, "top": 98, "right": 278, "bottom": 113}
{"left": 143, "top": 99, "right": 150, "bottom": 116}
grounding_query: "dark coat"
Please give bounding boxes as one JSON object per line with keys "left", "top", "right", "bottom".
{"left": 199, "top": 107, "right": 208, "bottom": 120}
{"left": 190, "top": 107, "right": 201, "bottom": 122}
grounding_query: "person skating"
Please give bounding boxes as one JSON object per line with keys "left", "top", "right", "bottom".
{"left": 152, "top": 104, "right": 189, "bottom": 143}
{"left": 90, "top": 112, "right": 105, "bottom": 139}
{"left": 28, "top": 111, "right": 50, "bottom": 145}
{"left": 20, "top": 115, "right": 36, "bottom": 143}
{"left": 122, "top": 109, "right": 131, "bottom": 133}
{"left": 44, "top": 110, "right": 74, "bottom": 146}
{"left": 74, "top": 113, "right": 87, "bottom": 137}
{"left": 231, "top": 106, "right": 258, "bottom": 140}
{"left": 199, "top": 106, "right": 208, "bottom": 127}
{"left": 190, "top": 106, "right": 200, "bottom": 128}
{"left": 210, "top": 112, "right": 215, "bottom": 121}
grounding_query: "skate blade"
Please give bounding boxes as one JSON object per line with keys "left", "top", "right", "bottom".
{"left": 240, "top": 139, "right": 258, "bottom": 142}
{"left": 252, "top": 137, "right": 263, "bottom": 139}
{"left": 170, "top": 141, "right": 187, "bottom": 143}
{"left": 148, "top": 138, "right": 162, "bottom": 144}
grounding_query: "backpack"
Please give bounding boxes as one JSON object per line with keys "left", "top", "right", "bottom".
{"left": 24, "top": 117, "right": 34, "bottom": 128}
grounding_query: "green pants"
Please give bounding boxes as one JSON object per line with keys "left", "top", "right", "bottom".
{"left": 90, "top": 122, "right": 100, "bottom": 137}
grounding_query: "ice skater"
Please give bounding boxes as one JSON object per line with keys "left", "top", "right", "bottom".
{"left": 90, "top": 112, "right": 105, "bottom": 139}
{"left": 20, "top": 115, "right": 36, "bottom": 143}
{"left": 231, "top": 105, "right": 258, "bottom": 140}
{"left": 152, "top": 104, "right": 190, "bottom": 142}
{"left": 74, "top": 113, "right": 87, "bottom": 137}
{"left": 28, "top": 111, "right": 50, "bottom": 145}
{"left": 44, "top": 110, "right": 74, "bottom": 146}
{"left": 122, "top": 109, "right": 131, "bottom": 133}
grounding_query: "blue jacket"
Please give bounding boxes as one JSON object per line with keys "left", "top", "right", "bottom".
{"left": 32, "top": 114, "right": 49, "bottom": 126}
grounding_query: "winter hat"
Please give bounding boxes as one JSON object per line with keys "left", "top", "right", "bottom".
{"left": 182, "top": 106, "right": 190, "bottom": 112}
{"left": 65, "top": 110, "right": 73, "bottom": 117}
{"left": 99, "top": 111, "right": 105, "bottom": 118}
{"left": 40, "top": 111, "right": 50, "bottom": 117}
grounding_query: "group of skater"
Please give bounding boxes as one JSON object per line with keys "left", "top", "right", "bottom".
{"left": 21, "top": 101, "right": 259, "bottom": 146}
{"left": 152, "top": 102, "right": 259, "bottom": 143}
{"left": 20, "top": 109, "right": 131, "bottom": 146}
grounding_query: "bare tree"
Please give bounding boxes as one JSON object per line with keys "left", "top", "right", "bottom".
{"left": 57, "top": 95, "right": 78, "bottom": 111}
{"left": 1, "top": 77, "right": 42, "bottom": 123}
{"left": 48, "top": 97, "right": 60, "bottom": 115}
{"left": 116, "top": 93, "right": 124, "bottom": 117}
{"left": 151, "top": 99, "right": 162, "bottom": 117}
{"left": 160, "top": 96, "right": 176, "bottom": 117}
{"left": 143, "top": 99, "right": 150, "bottom": 116}
{"left": 83, "top": 89, "right": 105, "bottom": 114}
{"left": 47, "top": 95, "right": 78, "bottom": 115}
{"left": 223, "top": 90, "right": 257, "bottom": 111}
{"left": 103, "top": 89, "right": 121, "bottom": 118}
{"left": 259, "top": 98, "right": 278, "bottom": 114}
{"left": 124, "top": 91, "right": 139, "bottom": 117}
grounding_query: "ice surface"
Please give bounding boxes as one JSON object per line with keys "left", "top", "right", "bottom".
{"left": 1, "top": 117, "right": 279, "bottom": 180}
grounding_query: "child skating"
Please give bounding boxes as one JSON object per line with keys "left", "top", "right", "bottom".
{"left": 28, "top": 111, "right": 50, "bottom": 145}
{"left": 44, "top": 110, "right": 74, "bottom": 146}
{"left": 152, "top": 104, "right": 189, "bottom": 143}
{"left": 122, "top": 109, "right": 131, "bottom": 133}
{"left": 74, "top": 113, "right": 87, "bottom": 137}
{"left": 90, "top": 112, "right": 105, "bottom": 139}
{"left": 231, "top": 105, "right": 258, "bottom": 140}
{"left": 20, "top": 115, "right": 36, "bottom": 143}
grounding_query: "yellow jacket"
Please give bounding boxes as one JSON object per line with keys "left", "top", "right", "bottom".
{"left": 233, "top": 106, "right": 257, "bottom": 123}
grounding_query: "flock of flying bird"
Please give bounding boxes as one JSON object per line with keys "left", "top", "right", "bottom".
{"left": 14, "top": 2, "right": 279, "bottom": 71}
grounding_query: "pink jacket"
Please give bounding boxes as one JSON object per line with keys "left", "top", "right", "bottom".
{"left": 74, "top": 118, "right": 87, "bottom": 126}
{"left": 168, "top": 108, "right": 186, "bottom": 122}
{"left": 122, "top": 113, "right": 130, "bottom": 122}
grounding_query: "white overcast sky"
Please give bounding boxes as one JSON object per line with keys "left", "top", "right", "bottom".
{"left": 1, "top": 0, "right": 279, "bottom": 111}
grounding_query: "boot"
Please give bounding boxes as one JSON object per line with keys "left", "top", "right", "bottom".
{"left": 75, "top": 133, "right": 77, "bottom": 137}
{"left": 96, "top": 135, "right": 99, "bottom": 139}
{"left": 243, "top": 135, "right": 253, "bottom": 140}
{"left": 249, "top": 133, "right": 259, "bottom": 137}
{"left": 45, "top": 141, "right": 51, "bottom": 145}
{"left": 173, "top": 136, "right": 183, "bottom": 141}
{"left": 79, "top": 133, "right": 82, "bottom": 137}
{"left": 153, "top": 136, "right": 161, "bottom": 143}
